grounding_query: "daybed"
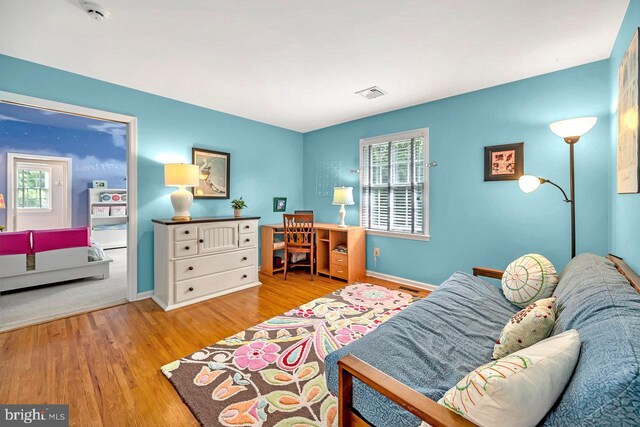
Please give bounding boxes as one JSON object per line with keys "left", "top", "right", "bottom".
{"left": 0, "top": 227, "right": 112, "bottom": 292}
{"left": 324, "top": 253, "right": 640, "bottom": 426}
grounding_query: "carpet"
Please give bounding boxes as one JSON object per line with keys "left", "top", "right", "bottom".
{"left": 161, "top": 283, "right": 421, "bottom": 427}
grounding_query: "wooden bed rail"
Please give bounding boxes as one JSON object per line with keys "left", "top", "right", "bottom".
{"left": 472, "top": 266, "right": 504, "bottom": 279}
{"left": 337, "top": 354, "right": 475, "bottom": 427}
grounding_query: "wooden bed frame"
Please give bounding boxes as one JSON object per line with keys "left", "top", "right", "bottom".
{"left": 337, "top": 254, "right": 640, "bottom": 427}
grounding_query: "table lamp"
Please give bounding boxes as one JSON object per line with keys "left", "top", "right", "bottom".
{"left": 164, "top": 163, "right": 199, "bottom": 221}
{"left": 332, "top": 186, "right": 354, "bottom": 227}
{"left": 519, "top": 116, "right": 597, "bottom": 259}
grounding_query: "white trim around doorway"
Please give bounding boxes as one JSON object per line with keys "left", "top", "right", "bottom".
{"left": 0, "top": 91, "right": 139, "bottom": 302}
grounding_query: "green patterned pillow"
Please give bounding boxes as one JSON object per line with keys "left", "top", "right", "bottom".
{"left": 502, "top": 254, "right": 558, "bottom": 308}
{"left": 492, "top": 297, "right": 556, "bottom": 359}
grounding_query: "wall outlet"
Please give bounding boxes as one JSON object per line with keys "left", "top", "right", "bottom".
{"left": 373, "top": 247, "right": 380, "bottom": 257}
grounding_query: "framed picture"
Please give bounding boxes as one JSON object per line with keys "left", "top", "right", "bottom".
{"left": 484, "top": 142, "right": 524, "bottom": 181}
{"left": 92, "top": 180, "right": 108, "bottom": 189}
{"left": 273, "top": 197, "right": 287, "bottom": 212}
{"left": 617, "top": 28, "right": 640, "bottom": 194}
{"left": 192, "top": 148, "right": 230, "bottom": 199}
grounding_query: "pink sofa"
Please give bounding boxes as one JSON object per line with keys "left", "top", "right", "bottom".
{"left": 0, "top": 227, "right": 112, "bottom": 292}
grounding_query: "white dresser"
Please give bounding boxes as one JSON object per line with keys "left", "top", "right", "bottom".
{"left": 152, "top": 216, "right": 261, "bottom": 311}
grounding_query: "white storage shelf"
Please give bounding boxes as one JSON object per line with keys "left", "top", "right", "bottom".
{"left": 88, "top": 188, "right": 128, "bottom": 249}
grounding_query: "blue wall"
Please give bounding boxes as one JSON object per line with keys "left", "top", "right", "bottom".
{"left": 0, "top": 102, "right": 127, "bottom": 228}
{"left": 303, "top": 61, "right": 612, "bottom": 285}
{"left": 0, "top": 54, "right": 304, "bottom": 293}
{"left": 609, "top": 0, "right": 640, "bottom": 272}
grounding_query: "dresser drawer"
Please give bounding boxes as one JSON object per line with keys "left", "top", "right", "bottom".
{"left": 174, "top": 240, "right": 198, "bottom": 258}
{"left": 330, "top": 252, "right": 348, "bottom": 266}
{"left": 174, "top": 248, "right": 256, "bottom": 281}
{"left": 330, "top": 263, "right": 348, "bottom": 279}
{"left": 239, "top": 221, "right": 257, "bottom": 234}
{"left": 175, "top": 225, "right": 197, "bottom": 242}
{"left": 239, "top": 233, "right": 257, "bottom": 248}
{"left": 175, "top": 266, "right": 257, "bottom": 303}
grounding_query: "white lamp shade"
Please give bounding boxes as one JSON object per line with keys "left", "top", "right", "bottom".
{"left": 549, "top": 117, "right": 597, "bottom": 138}
{"left": 519, "top": 175, "right": 542, "bottom": 193}
{"left": 164, "top": 163, "right": 199, "bottom": 187}
{"left": 332, "top": 186, "right": 354, "bottom": 205}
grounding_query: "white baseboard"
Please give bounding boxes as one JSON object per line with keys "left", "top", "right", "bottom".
{"left": 366, "top": 270, "right": 438, "bottom": 291}
{"left": 136, "top": 290, "right": 154, "bottom": 301}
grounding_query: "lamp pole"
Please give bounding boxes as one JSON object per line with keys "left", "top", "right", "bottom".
{"left": 568, "top": 142, "right": 576, "bottom": 259}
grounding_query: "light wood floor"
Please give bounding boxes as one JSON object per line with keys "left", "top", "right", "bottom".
{"left": 0, "top": 271, "right": 429, "bottom": 426}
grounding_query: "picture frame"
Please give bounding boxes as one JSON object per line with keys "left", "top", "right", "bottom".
{"left": 484, "top": 142, "right": 524, "bottom": 181}
{"left": 273, "top": 197, "right": 287, "bottom": 212}
{"left": 92, "top": 180, "right": 108, "bottom": 189}
{"left": 617, "top": 27, "right": 640, "bottom": 194}
{"left": 192, "top": 148, "right": 230, "bottom": 199}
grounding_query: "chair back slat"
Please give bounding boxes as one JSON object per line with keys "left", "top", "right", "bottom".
{"left": 283, "top": 214, "right": 314, "bottom": 248}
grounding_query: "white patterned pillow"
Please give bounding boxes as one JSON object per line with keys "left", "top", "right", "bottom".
{"left": 439, "top": 330, "right": 581, "bottom": 427}
{"left": 502, "top": 254, "right": 558, "bottom": 307}
{"left": 492, "top": 297, "right": 556, "bottom": 359}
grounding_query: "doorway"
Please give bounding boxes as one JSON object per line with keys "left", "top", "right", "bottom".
{"left": 0, "top": 91, "right": 138, "bottom": 332}
{"left": 7, "top": 153, "right": 72, "bottom": 232}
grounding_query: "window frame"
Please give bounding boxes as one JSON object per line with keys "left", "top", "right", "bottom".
{"left": 16, "top": 164, "right": 53, "bottom": 212}
{"left": 359, "top": 128, "right": 430, "bottom": 241}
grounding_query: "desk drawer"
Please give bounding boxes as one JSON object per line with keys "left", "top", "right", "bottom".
{"left": 330, "top": 252, "right": 348, "bottom": 266}
{"left": 175, "top": 248, "right": 256, "bottom": 281}
{"left": 175, "top": 266, "right": 257, "bottom": 303}
{"left": 174, "top": 240, "right": 198, "bottom": 258}
{"left": 330, "top": 263, "right": 348, "bottom": 279}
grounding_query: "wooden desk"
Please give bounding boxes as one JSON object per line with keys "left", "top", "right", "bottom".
{"left": 261, "top": 223, "right": 366, "bottom": 283}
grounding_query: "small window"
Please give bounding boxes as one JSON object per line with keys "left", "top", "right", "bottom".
{"left": 360, "top": 129, "right": 429, "bottom": 240}
{"left": 17, "top": 168, "right": 50, "bottom": 209}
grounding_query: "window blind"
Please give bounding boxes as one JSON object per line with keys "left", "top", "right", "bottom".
{"left": 360, "top": 130, "right": 427, "bottom": 237}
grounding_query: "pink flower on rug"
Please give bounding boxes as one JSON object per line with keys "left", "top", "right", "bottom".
{"left": 233, "top": 341, "right": 281, "bottom": 371}
{"left": 335, "top": 324, "right": 370, "bottom": 345}
{"left": 341, "top": 284, "right": 413, "bottom": 309}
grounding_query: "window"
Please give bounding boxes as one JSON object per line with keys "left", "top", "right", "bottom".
{"left": 360, "top": 129, "right": 429, "bottom": 240}
{"left": 17, "top": 167, "right": 50, "bottom": 209}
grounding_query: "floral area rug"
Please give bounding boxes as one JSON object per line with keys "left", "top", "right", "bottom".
{"left": 161, "top": 283, "right": 421, "bottom": 427}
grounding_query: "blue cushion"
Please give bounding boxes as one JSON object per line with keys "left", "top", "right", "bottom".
{"left": 543, "top": 254, "right": 640, "bottom": 426}
{"left": 324, "top": 272, "right": 517, "bottom": 427}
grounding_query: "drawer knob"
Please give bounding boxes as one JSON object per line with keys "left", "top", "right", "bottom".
{"left": 199, "top": 239, "right": 204, "bottom": 243}
{"left": 245, "top": 238, "right": 250, "bottom": 242}
{"left": 245, "top": 225, "right": 250, "bottom": 229}
{"left": 188, "top": 287, "right": 194, "bottom": 292}
{"left": 185, "top": 246, "right": 190, "bottom": 250}
{"left": 242, "top": 257, "right": 248, "bottom": 261}
{"left": 242, "top": 274, "right": 248, "bottom": 279}
{"left": 188, "top": 266, "right": 194, "bottom": 271}
{"left": 185, "top": 230, "right": 190, "bottom": 235}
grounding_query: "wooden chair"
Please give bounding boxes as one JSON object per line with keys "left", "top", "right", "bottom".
{"left": 283, "top": 214, "right": 315, "bottom": 280}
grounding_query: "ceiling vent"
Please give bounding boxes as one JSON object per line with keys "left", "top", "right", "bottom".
{"left": 80, "top": 1, "right": 111, "bottom": 21}
{"left": 355, "top": 86, "right": 387, "bottom": 99}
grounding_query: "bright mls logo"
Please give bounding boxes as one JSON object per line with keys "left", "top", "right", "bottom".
{"left": 1, "top": 405, "right": 68, "bottom": 426}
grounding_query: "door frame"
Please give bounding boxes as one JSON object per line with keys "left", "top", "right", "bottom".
{"left": 7, "top": 153, "right": 73, "bottom": 232}
{"left": 0, "top": 91, "right": 139, "bottom": 302}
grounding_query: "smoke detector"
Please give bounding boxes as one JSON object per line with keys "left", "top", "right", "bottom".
{"left": 355, "top": 86, "right": 387, "bottom": 99}
{"left": 80, "top": 1, "right": 110, "bottom": 21}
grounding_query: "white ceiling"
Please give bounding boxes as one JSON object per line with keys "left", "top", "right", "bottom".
{"left": 0, "top": 0, "right": 629, "bottom": 132}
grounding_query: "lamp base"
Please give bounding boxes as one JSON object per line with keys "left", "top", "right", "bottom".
{"left": 338, "top": 204, "right": 347, "bottom": 227}
{"left": 170, "top": 187, "right": 194, "bottom": 221}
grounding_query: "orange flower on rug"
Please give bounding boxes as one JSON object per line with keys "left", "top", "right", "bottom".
{"left": 161, "top": 283, "right": 420, "bottom": 427}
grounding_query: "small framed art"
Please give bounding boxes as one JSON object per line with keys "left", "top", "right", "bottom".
{"left": 92, "top": 180, "right": 108, "bottom": 189}
{"left": 484, "top": 142, "right": 524, "bottom": 181}
{"left": 192, "top": 148, "right": 230, "bottom": 199}
{"left": 273, "top": 197, "right": 287, "bottom": 212}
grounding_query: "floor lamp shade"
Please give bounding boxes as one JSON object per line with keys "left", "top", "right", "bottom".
{"left": 164, "top": 164, "right": 199, "bottom": 221}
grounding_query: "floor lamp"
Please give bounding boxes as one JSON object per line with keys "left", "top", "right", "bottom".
{"left": 518, "top": 117, "right": 597, "bottom": 259}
